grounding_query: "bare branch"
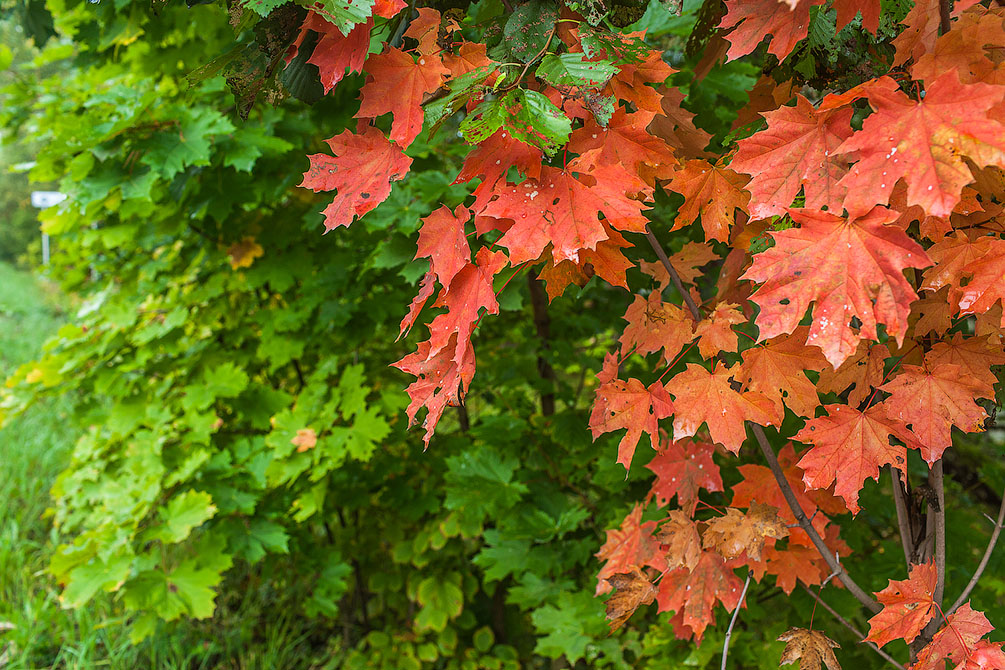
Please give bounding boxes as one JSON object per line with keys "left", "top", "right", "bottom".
{"left": 938, "top": 0, "right": 951, "bottom": 35}
{"left": 891, "top": 467, "right": 914, "bottom": 570}
{"left": 947, "top": 485, "right": 1005, "bottom": 616}
{"left": 753, "top": 426, "right": 881, "bottom": 613}
{"left": 644, "top": 225, "right": 702, "bottom": 321}
{"left": 930, "top": 460, "right": 946, "bottom": 606}
{"left": 721, "top": 572, "right": 751, "bottom": 670}
{"left": 801, "top": 586, "right": 907, "bottom": 670}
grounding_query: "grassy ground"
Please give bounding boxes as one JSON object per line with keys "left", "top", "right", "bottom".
{"left": 0, "top": 262, "right": 140, "bottom": 668}
{"left": 0, "top": 262, "right": 331, "bottom": 669}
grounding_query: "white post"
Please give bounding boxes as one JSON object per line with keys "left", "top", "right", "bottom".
{"left": 30, "top": 191, "right": 67, "bottom": 268}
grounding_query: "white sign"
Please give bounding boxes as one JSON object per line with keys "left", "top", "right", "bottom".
{"left": 30, "top": 191, "right": 67, "bottom": 208}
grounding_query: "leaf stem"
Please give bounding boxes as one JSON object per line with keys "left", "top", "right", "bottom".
{"left": 720, "top": 572, "right": 750, "bottom": 670}
{"left": 800, "top": 586, "right": 907, "bottom": 670}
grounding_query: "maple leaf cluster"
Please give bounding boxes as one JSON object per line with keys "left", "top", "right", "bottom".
{"left": 290, "top": 0, "right": 1005, "bottom": 662}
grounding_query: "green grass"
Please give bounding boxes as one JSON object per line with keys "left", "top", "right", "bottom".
{"left": 0, "top": 262, "right": 338, "bottom": 669}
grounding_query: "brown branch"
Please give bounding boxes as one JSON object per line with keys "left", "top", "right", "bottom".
{"left": 947, "top": 484, "right": 1005, "bottom": 616}
{"left": 891, "top": 468, "right": 914, "bottom": 570}
{"left": 801, "top": 586, "right": 907, "bottom": 670}
{"left": 755, "top": 427, "right": 881, "bottom": 613}
{"left": 527, "top": 271, "right": 556, "bottom": 416}
{"left": 930, "top": 460, "right": 946, "bottom": 606}
{"left": 644, "top": 225, "right": 702, "bottom": 320}
{"left": 938, "top": 0, "right": 951, "bottom": 35}
{"left": 641, "top": 223, "right": 879, "bottom": 613}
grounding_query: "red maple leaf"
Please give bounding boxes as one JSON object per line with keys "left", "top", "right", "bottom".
{"left": 355, "top": 46, "right": 448, "bottom": 147}
{"left": 665, "top": 364, "right": 782, "bottom": 454}
{"left": 656, "top": 550, "right": 744, "bottom": 642}
{"left": 415, "top": 205, "right": 471, "bottom": 290}
{"left": 399, "top": 271, "right": 436, "bottom": 338}
{"left": 590, "top": 375, "right": 674, "bottom": 470}
{"left": 290, "top": 13, "right": 371, "bottom": 93}
{"left": 666, "top": 160, "right": 750, "bottom": 242}
{"left": 455, "top": 129, "right": 543, "bottom": 210}
{"left": 956, "top": 238, "right": 1005, "bottom": 324}
{"left": 694, "top": 303, "right": 745, "bottom": 358}
{"left": 568, "top": 108, "right": 677, "bottom": 182}
{"left": 392, "top": 333, "right": 475, "bottom": 447}
{"left": 742, "top": 207, "right": 931, "bottom": 369}
{"left": 924, "top": 333, "right": 1005, "bottom": 398}
{"left": 736, "top": 327, "right": 828, "bottom": 418}
{"left": 300, "top": 126, "right": 413, "bottom": 231}
{"left": 833, "top": 0, "right": 881, "bottom": 32}
{"left": 878, "top": 363, "right": 988, "bottom": 463}
{"left": 426, "top": 247, "right": 508, "bottom": 364}
{"left": 865, "top": 561, "right": 938, "bottom": 647}
{"left": 480, "top": 163, "right": 651, "bottom": 265}
{"left": 914, "top": 602, "right": 995, "bottom": 670}
{"left": 721, "top": 0, "right": 823, "bottom": 62}
{"left": 538, "top": 224, "right": 635, "bottom": 300}
{"left": 816, "top": 340, "right": 891, "bottom": 408}
{"left": 795, "top": 404, "right": 920, "bottom": 514}
{"left": 836, "top": 70, "right": 1005, "bottom": 218}
{"left": 596, "top": 504, "right": 666, "bottom": 594}
{"left": 619, "top": 292, "right": 694, "bottom": 365}
{"left": 730, "top": 95, "right": 853, "bottom": 219}
{"left": 646, "top": 438, "right": 723, "bottom": 516}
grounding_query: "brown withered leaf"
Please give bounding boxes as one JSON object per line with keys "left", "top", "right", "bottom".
{"left": 654, "top": 510, "right": 702, "bottom": 571}
{"left": 703, "top": 502, "right": 789, "bottom": 561}
{"left": 605, "top": 570, "right": 658, "bottom": 632}
{"left": 778, "top": 628, "right": 841, "bottom": 670}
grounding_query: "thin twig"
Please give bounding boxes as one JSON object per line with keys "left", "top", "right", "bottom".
{"left": 642, "top": 224, "right": 879, "bottom": 613}
{"left": 721, "top": 572, "right": 751, "bottom": 670}
{"left": 753, "top": 426, "right": 881, "bottom": 613}
{"left": 891, "top": 467, "right": 914, "bottom": 569}
{"left": 801, "top": 586, "right": 907, "bottom": 670}
{"left": 644, "top": 226, "right": 702, "bottom": 320}
{"left": 947, "top": 485, "right": 1005, "bottom": 616}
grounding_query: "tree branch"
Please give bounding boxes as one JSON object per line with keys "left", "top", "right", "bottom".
{"left": 931, "top": 460, "right": 946, "bottom": 606}
{"left": 754, "top": 427, "right": 881, "bottom": 612}
{"left": 801, "top": 586, "right": 906, "bottom": 670}
{"left": 721, "top": 572, "right": 751, "bottom": 670}
{"left": 938, "top": 0, "right": 951, "bottom": 35}
{"left": 947, "top": 484, "right": 1005, "bottom": 616}
{"left": 891, "top": 467, "right": 914, "bottom": 570}
{"left": 644, "top": 225, "right": 702, "bottom": 320}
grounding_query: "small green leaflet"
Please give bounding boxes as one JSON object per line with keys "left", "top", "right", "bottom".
{"left": 158, "top": 490, "right": 217, "bottom": 543}
{"left": 579, "top": 25, "right": 651, "bottom": 63}
{"left": 241, "top": 0, "right": 288, "bottom": 18}
{"left": 295, "top": 0, "right": 374, "bottom": 36}
{"left": 536, "top": 53, "right": 618, "bottom": 89}
{"left": 425, "top": 65, "right": 499, "bottom": 135}
{"left": 459, "top": 89, "right": 571, "bottom": 156}
{"left": 504, "top": 0, "right": 559, "bottom": 63}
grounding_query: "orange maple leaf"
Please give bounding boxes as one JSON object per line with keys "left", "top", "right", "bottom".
{"left": 914, "top": 602, "right": 995, "bottom": 670}
{"left": 355, "top": 46, "right": 448, "bottom": 147}
{"left": 878, "top": 363, "right": 988, "bottom": 463}
{"left": 590, "top": 374, "right": 674, "bottom": 470}
{"left": 702, "top": 502, "right": 789, "bottom": 561}
{"left": 656, "top": 550, "right": 744, "bottom": 642}
{"left": 619, "top": 293, "right": 694, "bottom": 365}
{"left": 865, "top": 561, "right": 938, "bottom": 647}
{"left": 666, "top": 160, "right": 750, "bottom": 242}
{"left": 300, "top": 126, "right": 413, "bottom": 231}
{"left": 736, "top": 327, "right": 828, "bottom": 417}
{"left": 646, "top": 438, "right": 722, "bottom": 516}
{"left": 596, "top": 504, "right": 667, "bottom": 594}
{"left": 605, "top": 570, "right": 658, "bottom": 632}
{"left": 665, "top": 363, "right": 782, "bottom": 454}
{"left": 414, "top": 205, "right": 471, "bottom": 291}
{"left": 742, "top": 207, "right": 931, "bottom": 369}
{"left": 795, "top": 404, "right": 920, "bottom": 514}
{"left": 654, "top": 510, "right": 703, "bottom": 571}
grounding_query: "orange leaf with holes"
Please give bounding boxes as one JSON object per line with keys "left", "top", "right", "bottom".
{"left": 667, "top": 160, "right": 750, "bottom": 242}
{"left": 865, "top": 561, "right": 938, "bottom": 647}
{"left": 656, "top": 550, "right": 744, "bottom": 642}
{"left": 590, "top": 375, "right": 674, "bottom": 471}
{"left": 647, "top": 438, "right": 722, "bottom": 516}
{"left": 665, "top": 363, "right": 782, "bottom": 454}
{"left": 702, "top": 502, "right": 789, "bottom": 561}
{"left": 742, "top": 207, "right": 931, "bottom": 368}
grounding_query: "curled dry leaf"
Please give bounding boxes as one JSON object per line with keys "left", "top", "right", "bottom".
{"left": 702, "top": 502, "right": 789, "bottom": 561}
{"left": 777, "top": 627, "right": 841, "bottom": 670}
{"left": 605, "top": 569, "right": 658, "bottom": 632}
{"left": 654, "top": 510, "right": 702, "bottom": 571}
